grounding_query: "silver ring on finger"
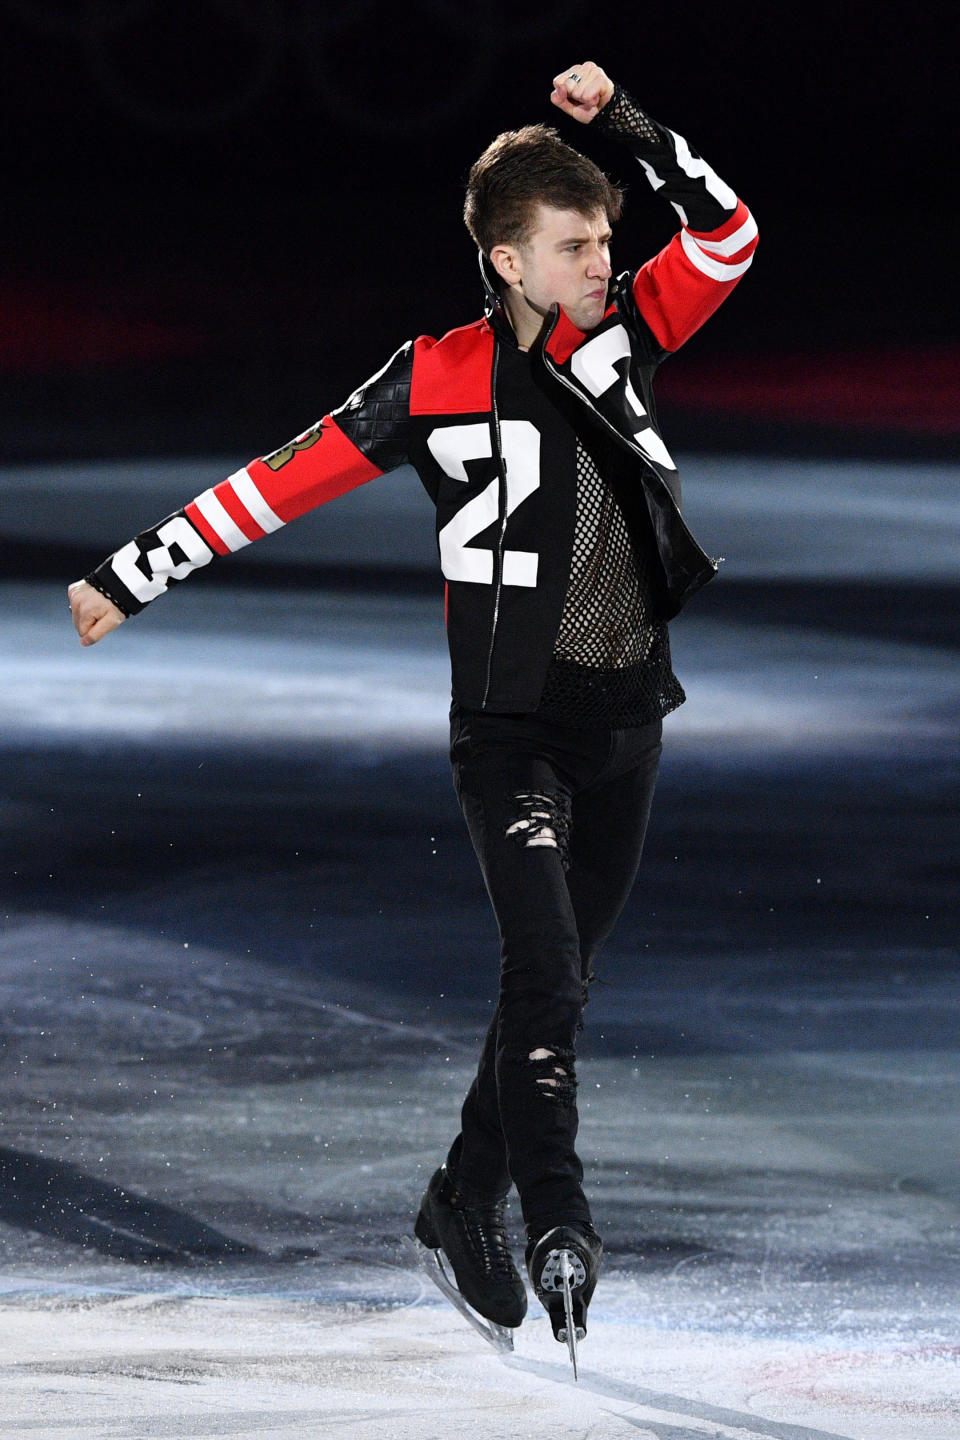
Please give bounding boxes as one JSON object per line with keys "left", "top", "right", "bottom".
{"left": 568, "top": 71, "right": 582, "bottom": 81}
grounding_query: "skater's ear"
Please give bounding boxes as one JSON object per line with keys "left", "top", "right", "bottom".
{"left": 489, "top": 241, "right": 524, "bottom": 292}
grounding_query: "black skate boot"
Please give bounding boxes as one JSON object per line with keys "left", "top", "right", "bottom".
{"left": 413, "top": 1166, "right": 527, "bottom": 1338}
{"left": 526, "top": 1222, "right": 602, "bottom": 1378}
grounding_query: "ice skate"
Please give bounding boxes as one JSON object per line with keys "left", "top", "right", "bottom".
{"left": 412, "top": 1165, "right": 527, "bottom": 1349}
{"left": 526, "top": 1222, "right": 602, "bottom": 1379}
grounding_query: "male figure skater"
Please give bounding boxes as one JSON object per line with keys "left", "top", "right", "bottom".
{"left": 69, "top": 62, "right": 757, "bottom": 1356}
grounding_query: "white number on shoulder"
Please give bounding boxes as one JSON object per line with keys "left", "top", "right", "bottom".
{"left": 570, "top": 324, "right": 677, "bottom": 472}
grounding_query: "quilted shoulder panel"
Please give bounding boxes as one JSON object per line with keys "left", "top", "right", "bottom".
{"left": 331, "top": 341, "right": 414, "bottom": 472}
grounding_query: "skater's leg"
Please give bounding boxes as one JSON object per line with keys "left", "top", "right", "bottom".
{"left": 566, "top": 720, "right": 663, "bottom": 986}
{"left": 516, "top": 722, "right": 662, "bottom": 1355}
{"left": 444, "top": 1007, "right": 509, "bottom": 1199}
{"left": 448, "top": 711, "right": 606, "bottom": 1230}
{"left": 487, "top": 721, "right": 662, "bottom": 1229}
{"left": 422, "top": 715, "right": 660, "bottom": 1333}
{"left": 489, "top": 815, "right": 589, "bottom": 1232}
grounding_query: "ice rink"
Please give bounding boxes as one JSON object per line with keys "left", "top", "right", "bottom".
{"left": 1, "top": 452, "right": 959, "bottom": 1438}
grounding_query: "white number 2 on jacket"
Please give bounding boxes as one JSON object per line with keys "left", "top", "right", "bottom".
{"left": 428, "top": 420, "right": 541, "bottom": 587}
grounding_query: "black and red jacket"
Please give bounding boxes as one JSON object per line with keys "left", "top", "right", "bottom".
{"left": 87, "top": 95, "right": 757, "bottom": 712}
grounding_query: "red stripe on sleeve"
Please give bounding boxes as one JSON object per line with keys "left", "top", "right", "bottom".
{"left": 216, "top": 481, "right": 266, "bottom": 542}
{"left": 184, "top": 501, "right": 230, "bottom": 555}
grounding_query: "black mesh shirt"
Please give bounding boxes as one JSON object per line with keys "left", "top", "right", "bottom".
{"left": 535, "top": 440, "right": 686, "bottom": 729}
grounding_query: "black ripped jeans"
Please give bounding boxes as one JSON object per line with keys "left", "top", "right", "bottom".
{"left": 445, "top": 705, "right": 663, "bottom": 1235}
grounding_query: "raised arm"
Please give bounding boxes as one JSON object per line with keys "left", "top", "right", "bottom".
{"left": 551, "top": 63, "right": 758, "bottom": 353}
{"left": 600, "top": 87, "right": 757, "bottom": 351}
{"left": 69, "top": 342, "right": 414, "bottom": 644}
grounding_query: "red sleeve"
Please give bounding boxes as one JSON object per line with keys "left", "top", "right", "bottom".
{"left": 632, "top": 198, "right": 758, "bottom": 353}
{"left": 185, "top": 417, "right": 382, "bottom": 556}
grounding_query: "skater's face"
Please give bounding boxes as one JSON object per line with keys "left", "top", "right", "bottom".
{"left": 492, "top": 204, "right": 613, "bottom": 338}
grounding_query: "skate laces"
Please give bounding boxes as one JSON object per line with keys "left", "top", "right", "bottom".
{"left": 459, "top": 1199, "right": 515, "bottom": 1280}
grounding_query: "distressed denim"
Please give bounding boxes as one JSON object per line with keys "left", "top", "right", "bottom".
{"left": 446, "top": 706, "right": 663, "bottom": 1233}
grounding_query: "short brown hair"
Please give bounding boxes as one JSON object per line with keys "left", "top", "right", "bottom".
{"left": 464, "top": 123, "right": 624, "bottom": 255}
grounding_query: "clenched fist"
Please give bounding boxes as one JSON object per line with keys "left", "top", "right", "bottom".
{"left": 68, "top": 580, "right": 126, "bottom": 646}
{"left": 550, "top": 62, "right": 615, "bottom": 124}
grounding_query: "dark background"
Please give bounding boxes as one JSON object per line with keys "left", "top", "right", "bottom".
{"left": 1, "top": 0, "right": 955, "bottom": 462}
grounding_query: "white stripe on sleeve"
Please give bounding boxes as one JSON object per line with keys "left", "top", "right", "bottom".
{"left": 228, "top": 467, "right": 285, "bottom": 534}
{"left": 193, "top": 488, "right": 253, "bottom": 552}
{"left": 690, "top": 209, "right": 758, "bottom": 257}
{"left": 680, "top": 228, "right": 755, "bottom": 281}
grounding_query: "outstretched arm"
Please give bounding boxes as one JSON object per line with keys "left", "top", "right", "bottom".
{"left": 67, "top": 342, "right": 415, "bottom": 644}
{"left": 549, "top": 63, "right": 758, "bottom": 354}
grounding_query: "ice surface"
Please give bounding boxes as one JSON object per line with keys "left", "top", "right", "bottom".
{"left": 2, "top": 1292, "right": 958, "bottom": 1439}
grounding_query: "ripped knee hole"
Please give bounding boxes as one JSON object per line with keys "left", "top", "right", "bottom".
{"left": 526, "top": 1046, "right": 577, "bottom": 1105}
{"left": 505, "top": 791, "right": 571, "bottom": 865}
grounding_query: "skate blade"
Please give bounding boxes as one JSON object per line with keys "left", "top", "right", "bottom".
{"left": 556, "top": 1251, "right": 586, "bottom": 1380}
{"left": 403, "top": 1235, "right": 514, "bottom": 1354}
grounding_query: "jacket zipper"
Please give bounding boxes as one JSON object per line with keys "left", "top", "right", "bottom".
{"left": 480, "top": 339, "right": 506, "bottom": 709}
{"left": 539, "top": 336, "right": 715, "bottom": 572}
